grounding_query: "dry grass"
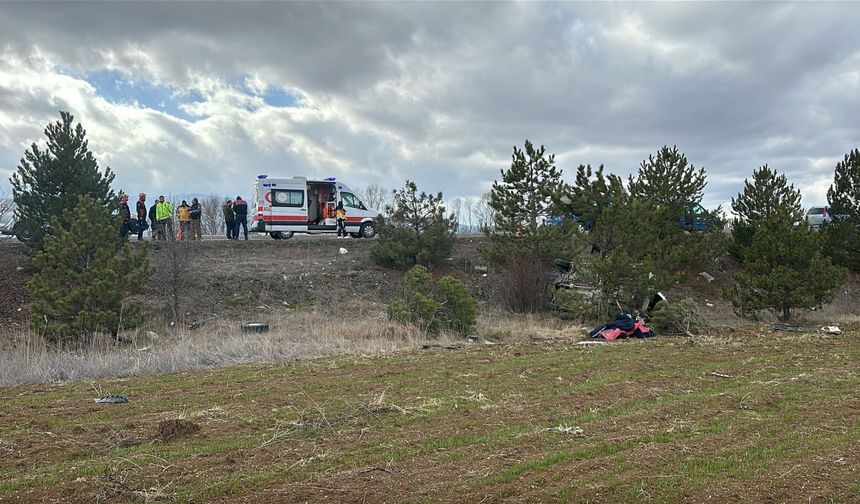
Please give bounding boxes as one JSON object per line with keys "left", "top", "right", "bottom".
{"left": 478, "top": 304, "right": 587, "bottom": 342}
{"left": 0, "top": 312, "right": 442, "bottom": 387}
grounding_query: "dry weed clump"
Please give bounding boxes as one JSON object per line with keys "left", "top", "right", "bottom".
{"left": 0, "top": 312, "right": 444, "bottom": 386}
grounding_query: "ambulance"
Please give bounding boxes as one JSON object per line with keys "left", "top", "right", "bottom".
{"left": 250, "top": 176, "right": 380, "bottom": 239}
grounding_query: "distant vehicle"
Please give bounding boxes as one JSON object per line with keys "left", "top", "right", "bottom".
{"left": 250, "top": 176, "right": 379, "bottom": 239}
{"left": 548, "top": 203, "right": 713, "bottom": 232}
{"left": 678, "top": 203, "right": 712, "bottom": 231}
{"left": 0, "top": 202, "right": 30, "bottom": 242}
{"left": 805, "top": 206, "right": 831, "bottom": 230}
{"left": 545, "top": 214, "right": 593, "bottom": 231}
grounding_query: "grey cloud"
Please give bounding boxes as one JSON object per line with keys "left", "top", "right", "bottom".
{"left": 1, "top": 2, "right": 859, "bottom": 208}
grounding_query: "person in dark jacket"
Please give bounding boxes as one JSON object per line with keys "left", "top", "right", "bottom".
{"left": 189, "top": 197, "right": 203, "bottom": 240}
{"left": 233, "top": 196, "right": 248, "bottom": 240}
{"left": 118, "top": 194, "right": 132, "bottom": 239}
{"left": 135, "top": 193, "right": 148, "bottom": 241}
{"left": 148, "top": 200, "right": 158, "bottom": 240}
{"left": 223, "top": 199, "right": 236, "bottom": 239}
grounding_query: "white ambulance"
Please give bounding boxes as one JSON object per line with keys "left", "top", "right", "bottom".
{"left": 250, "top": 176, "right": 380, "bottom": 239}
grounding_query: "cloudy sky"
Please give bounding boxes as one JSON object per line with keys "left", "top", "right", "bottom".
{"left": 1, "top": 2, "right": 858, "bottom": 210}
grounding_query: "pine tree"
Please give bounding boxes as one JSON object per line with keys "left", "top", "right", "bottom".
{"left": 370, "top": 181, "right": 457, "bottom": 269}
{"left": 559, "top": 154, "right": 725, "bottom": 318}
{"left": 823, "top": 148, "right": 860, "bottom": 270}
{"left": 484, "top": 140, "right": 573, "bottom": 261}
{"left": 629, "top": 145, "right": 706, "bottom": 212}
{"left": 28, "top": 196, "right": 153, "bottom": 342}
{"left": 731, "top": 164, "right": 803, "bottom": 254}
{"left": 728, "top": 167, "right": 844, "bottom": 320}
{"left": 10, "top": 111, "right": 116, "bottom": 252}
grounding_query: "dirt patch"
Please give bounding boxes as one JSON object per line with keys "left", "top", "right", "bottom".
{"left": 156, "top": 419, "right": 201, "bottom": 442}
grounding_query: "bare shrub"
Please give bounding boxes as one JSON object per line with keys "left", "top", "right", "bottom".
{"left": 0, "top": 312, "right": 439, "bottom": 386}
{"left": 151, "top": 241, "right": 194, "bottom": 322}
{"left": 493, "top": 258, "right": 550, "bottom": 313}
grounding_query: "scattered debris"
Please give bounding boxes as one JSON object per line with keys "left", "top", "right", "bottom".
{"left": 157, "top": 419, "right": 201, "bottom": 442}
{"left": 772, "top": 323, "right": 816, "bottom": 333}
{"left": 699, "top": 271, "right": 715, "bottom": 283}
{"left": 94, "top": 395, "right": 128, "bottom": 404}
{"left": 241, "top": 322, "right": 269, "bottom": 333}
{"left": 553, "top": 424, "right": 584, "bottom": 436}
{"left": 473, "top": 265, "right": 488, "bottom": 273}
{"left": 467, "top": 335, "right": 498, "bottom": 345}
{"left": 820, "top": 326, "right": 841, "bottom": 335}
{"left": 708, "top": 372, "right": 733, "bottom": 379}
{"left": 145, "top": 331, "right": 159, "bottom": 340}
{"left": 738, "top": 392, "right": 753, "bottom": 410}
{"left": 539, "top": 423, "right": 584, "bottom": 436}
{"left": 421, "top": 343, "right": 460, "bottom": 350}
{"left": 576, "top": 340, "right": 607, "bottom": 347}
{"left": 339, "top": 247, "right": 348, "bottom": 255}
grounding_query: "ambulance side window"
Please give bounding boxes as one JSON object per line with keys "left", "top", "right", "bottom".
{"left": 341, "top": 192, "right": 366, "bottom": 210}
{"left": 273, "top": 189, "right": 304, "bottom": 208}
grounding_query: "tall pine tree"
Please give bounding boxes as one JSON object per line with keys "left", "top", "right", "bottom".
{"left": 10, "top": 111, "right": 116, "bottom": 252}
{"left": 484, "top": 140, "right": 573, "bottom": 261}
{"left": 730, "top": 164, "right": 803, "bottom": 254}
{"left": 823, "top": 148, "right": 860, "bottom": 270}
{"left": 29, "top": 196, "right": 152, "bottom": 342}
{"left": 727, "top": 166, "right": 843, "bottom": 320}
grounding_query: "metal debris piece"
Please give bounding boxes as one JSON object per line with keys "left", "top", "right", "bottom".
{"left": 94, "top": 395, "right": 128, "bottom": 404}
{"left": 241, "top": 322, "right": 269, "bottom": 333}
{"left": 699, "top": 271, "right": 715, "bottom": 283}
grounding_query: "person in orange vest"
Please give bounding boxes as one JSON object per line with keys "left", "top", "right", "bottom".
{"left": 336, "top": 201, "right": 347, "bottom": 238}
{"left": 177, "top": 200, "right": 191, "bottom": 240}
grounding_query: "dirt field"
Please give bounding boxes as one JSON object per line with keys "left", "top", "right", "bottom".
{"left": 1, "top": 329, "right": 857, "bottom": 503}
{"left": 2, "top": 236, "right": 859, "bottom": 502}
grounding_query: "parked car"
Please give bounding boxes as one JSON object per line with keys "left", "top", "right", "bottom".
{"left": 805, "top": 206, "right": 831, "bottom": 230}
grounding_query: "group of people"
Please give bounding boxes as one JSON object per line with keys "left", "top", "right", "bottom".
{"left": 118, "top": 194, "right": 248, "bottom": 241}
{"left": 222, "top": 196, "right": 249, "bottom": 240}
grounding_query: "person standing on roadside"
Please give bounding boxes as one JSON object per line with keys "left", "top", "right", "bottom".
{"left": 148, "top": 199, "right": 158, "bottom": 240}
{"left": 118, "top": 194, "right": 132, "bottom": 239}
{"left": 233, "top": 195, "right": 248, "bottom": 240}
{"left": 189, "top": 197, "right": 203, "bottom": 240}
{"left": 155, "top": 195, "right": 174, "bottom": 241}
{"left": 177, "top": 200, "right": 191, "bottom": 240}
{"left": 336, "top": 201, "right": 347, "bottom": 238}
{"left": 136, "top": 193, "right": 148, "bottom": 241}
{"left": 223, "top": 198, "right": 236, "bottom": 239}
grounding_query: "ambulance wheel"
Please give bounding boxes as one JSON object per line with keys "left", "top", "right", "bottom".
{"left": 359, "top": 222, "right": 376, "bottom": 238}
{"left": 271, "top": 231, "right": 293, "bottom": 240}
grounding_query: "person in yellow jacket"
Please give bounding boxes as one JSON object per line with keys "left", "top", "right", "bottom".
{"left": 336, "top": 201, "right": 347, "bottom": 238}
{"left": 155, "top": 195, "right": 174, "bottom": 241}
{"left": 177, "top": 200, "right": 191, "bottom": 240}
